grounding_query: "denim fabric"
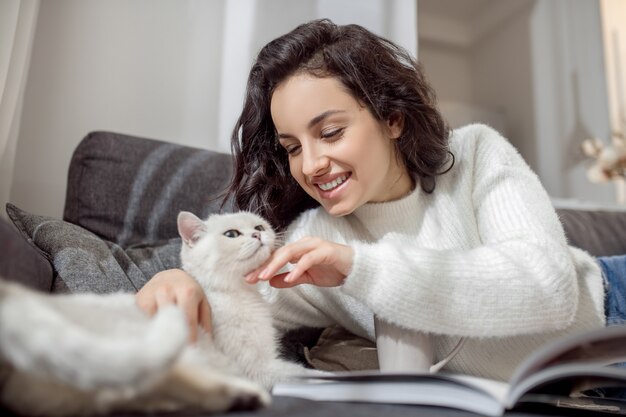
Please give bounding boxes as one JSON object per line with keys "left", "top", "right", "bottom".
{"left": 597, "top": 255, "right": 626, "bottom": 326}
{"left": 583, "top": 255, "right": 626, "bottom": 401}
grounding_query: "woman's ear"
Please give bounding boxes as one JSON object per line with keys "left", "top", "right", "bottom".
{"left": 386, "top": 112, "right": 404, "bottom": 140}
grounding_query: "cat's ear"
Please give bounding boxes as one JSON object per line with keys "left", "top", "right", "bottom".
{"left": 177, "top": 211, "right": 207, "bottom": 247}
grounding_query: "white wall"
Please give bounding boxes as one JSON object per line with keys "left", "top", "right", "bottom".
{"left": 9, "top": 0, "right": 417, "bottom": 219}
{"left": 530, "top": 0, "right": 612, "bottom": 202}
{"left": 11, "top": 0, "right": 227, "bottom": 219}
{"left": 418, "top": 1, "right": 533, "bottom": 153}
{"left": 472, "top": 4, "right": 536, "bottom": 169}
{"left": 0, "top": 0, "right": 38, "bottom": 221}
{"left": 600, "top": 0, "right": 626, "bottom": 133}
{"left": 418, "top": 45, "right": 473, "bottom": 104}
{"left": 418, "top": 0, "right": 617, "bottom": 205}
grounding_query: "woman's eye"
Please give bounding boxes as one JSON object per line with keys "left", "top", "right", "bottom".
{"left": 285, "top": 145, "right": 301, "bottom": 155}
{"left": 321, "top": 128, "right": 345, "bottom": 140}
{"left": 223, "top": 229, "right": 241, "bottom": 238}
{"left": 254, "top": 225, "right": 265, "bottom": 231}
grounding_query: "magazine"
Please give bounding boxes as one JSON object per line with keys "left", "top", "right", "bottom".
{"left": 272, "top": 326, "right": 626, "bottom": 416}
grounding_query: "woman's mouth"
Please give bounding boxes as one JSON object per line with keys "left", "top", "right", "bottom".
{"left": 317, "top": 174, "right": 350, "bottom": 191}
{"left": 315, "top": 173, "right": 351, "bottom": 199}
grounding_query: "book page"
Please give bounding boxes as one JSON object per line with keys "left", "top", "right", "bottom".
{"left": 446, "top": 373, "right": 509, "bottom": 403}
{"left": 506, "top": 363, "right": 626, "bottom": 408}
{"left": 508, "top": 326, "right": 626, "bottom": 390}
{"left": 273, "top": 327, "right": 626, "bottom": 415}
{"left": 273, "top": 372, "right": 509, "bottom": 416}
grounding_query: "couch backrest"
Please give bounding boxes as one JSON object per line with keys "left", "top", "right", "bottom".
{"left": 64, "top": 131, "right": 233, "bottom": 247}
{"left": 556, "top": 207, "right": 626, "bottom": 257}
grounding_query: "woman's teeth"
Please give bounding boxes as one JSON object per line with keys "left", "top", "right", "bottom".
{"left": 318, "top": 175, "right": 348, "bottom": 191}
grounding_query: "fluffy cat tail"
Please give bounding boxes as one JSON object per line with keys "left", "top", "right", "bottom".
{"left": 0, "top": 279, "right": 189, "bottom": 393}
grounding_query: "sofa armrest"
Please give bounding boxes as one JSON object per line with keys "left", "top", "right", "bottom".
{"left": 63, "top": 131, "right": 233, "bottom": 247}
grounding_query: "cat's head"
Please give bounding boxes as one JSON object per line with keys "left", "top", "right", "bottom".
{"left": 177, "top": 211, "right": 276, "bottom": 285}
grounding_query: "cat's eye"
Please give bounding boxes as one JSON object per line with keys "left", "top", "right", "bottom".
{"left": 223, "top": 229, "right": 241, "bottom": 238}
{"left": 254, "top": 225, "right": 265, "bottom": 231}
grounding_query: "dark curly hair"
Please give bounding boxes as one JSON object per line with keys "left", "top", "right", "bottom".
{"left": 224, "top": 19, "right": 452, "bottom": 231}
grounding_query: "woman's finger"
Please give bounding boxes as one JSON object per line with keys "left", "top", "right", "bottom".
{"left": 154, "top": 287, "right": 175, "bottom": 308}
{"left": 179, "top": 300, "right": 201, "bottom": 343}
{"left": 269, "top": 272, "right": 305, "bottom": 288}
{"left": 136, "top": 295, "right": 157, "bottom": 317}
{"left": 257, "top": 240, "right": 318, "bottom": 280}
{"left": 198, "top": 297, "right": 212, "bottom": 335}
{"left": 177, "top": 286, "right": 208, "bottom": 343}
{"left": 245, "top": 266, "right": 266, "bottom": 283}
{"left": 284, "top": 251, "right": 319, "bottom": 283}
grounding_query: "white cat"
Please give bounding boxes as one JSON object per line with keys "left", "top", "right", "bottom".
{"left": 176, "top": 210, "right": 315, "bottom": 388}
{"left": 0, "top": 211, "right": 312, "bottom": 416}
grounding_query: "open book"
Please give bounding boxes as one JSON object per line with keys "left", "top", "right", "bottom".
{"left": 272, "top": 326, "right": 626, "bottom": 416}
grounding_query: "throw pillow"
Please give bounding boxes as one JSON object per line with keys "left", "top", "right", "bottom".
{"left": 0, "top": 215, "right": 53, "bottom": 292}
{"left": 5, "top": 203, "right": 181, "bottom": 294}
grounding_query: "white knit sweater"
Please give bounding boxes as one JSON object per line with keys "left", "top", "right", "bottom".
{"left": 264, "top": 123, "right": 606, "bottom": 381}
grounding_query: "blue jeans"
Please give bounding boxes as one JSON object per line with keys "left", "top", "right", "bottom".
{"left": 583, "top": 255, "right": 626, "bottom": 400}
{"left": 598, "top": 255, "right": 626, "bottom": 326}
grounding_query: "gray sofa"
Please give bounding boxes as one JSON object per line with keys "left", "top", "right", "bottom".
{"left": 3, "top": 130, "right": 626, "bottom": 417}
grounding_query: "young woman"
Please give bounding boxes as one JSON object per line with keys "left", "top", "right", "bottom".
{"left": 136, "top": 19, "right": 622, "bottom": 382}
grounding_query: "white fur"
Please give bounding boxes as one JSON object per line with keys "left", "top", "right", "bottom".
{"left": 0, "top": 279, "right": 270, "bottom": 416}
{"left": 177, "top": 211, "right": 317, "bottom": 389}
{"left": 0, "top": 285, "right": 185, "bottom": 391}
{"left": 0, "top": 211, "right": 318, "bottom": 416}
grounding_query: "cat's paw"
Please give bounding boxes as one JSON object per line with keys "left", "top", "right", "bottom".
{"left": 165, "top": 365, "right": 270, "bottom": 412}
{"left": 225, "top": 378, "right": 272, "bottom": 411}
{"left": 198, "top": 373, "right": 271, "bottom": 412}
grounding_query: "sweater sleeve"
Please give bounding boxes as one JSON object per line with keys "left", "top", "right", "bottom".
{"left": 341, "top": 126, "right": 579, "bottom": 337}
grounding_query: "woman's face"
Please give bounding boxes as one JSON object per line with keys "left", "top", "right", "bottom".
{"left": 270, "top": 74, "right": 413, "bottom": 217}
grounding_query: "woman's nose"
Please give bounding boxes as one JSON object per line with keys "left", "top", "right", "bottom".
{"left": 302, "top": 145, "right": 329, "bottom": 176}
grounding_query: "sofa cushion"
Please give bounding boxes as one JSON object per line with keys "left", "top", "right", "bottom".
{"left": 0, "top": 216, "right": 53, "bottom": 292}
{"left": 6, "top": 203, "right": 181, "bottom": 294}
{"left": 556, "top": 208, "right": 626, "bottom": 257}
{"left": 63, "top": 131, "right": 234, "bottom": 248}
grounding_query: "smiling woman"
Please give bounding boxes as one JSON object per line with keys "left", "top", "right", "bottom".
{"left": 271, "top": 75, "right": 412, "bottom": 217}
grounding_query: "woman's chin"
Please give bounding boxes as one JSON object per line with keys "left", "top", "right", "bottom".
{"left": 323, "top": 202, "right": 356, "bottom": 218}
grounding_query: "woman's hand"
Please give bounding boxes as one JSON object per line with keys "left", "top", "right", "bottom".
{"left": 135, "top": 269, "right": 211, "bottom": 343}
{"left": 245, "top": 237, "right": 354, "bottom": 288}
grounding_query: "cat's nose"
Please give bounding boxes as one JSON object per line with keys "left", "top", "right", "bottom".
{"left": 252, "top": 232, "right": 261, "bottom": 240}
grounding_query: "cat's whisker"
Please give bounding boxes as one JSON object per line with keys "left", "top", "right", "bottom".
{"left": 274, "top": 232, "right": 288, "bottom": 249}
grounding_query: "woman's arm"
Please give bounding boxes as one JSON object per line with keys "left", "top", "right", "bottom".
{"left": 344, "top": 129, "right": 578, "bottom": 337}
{"left": 136, "top": 269, "right": 212, "bottom": 343}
